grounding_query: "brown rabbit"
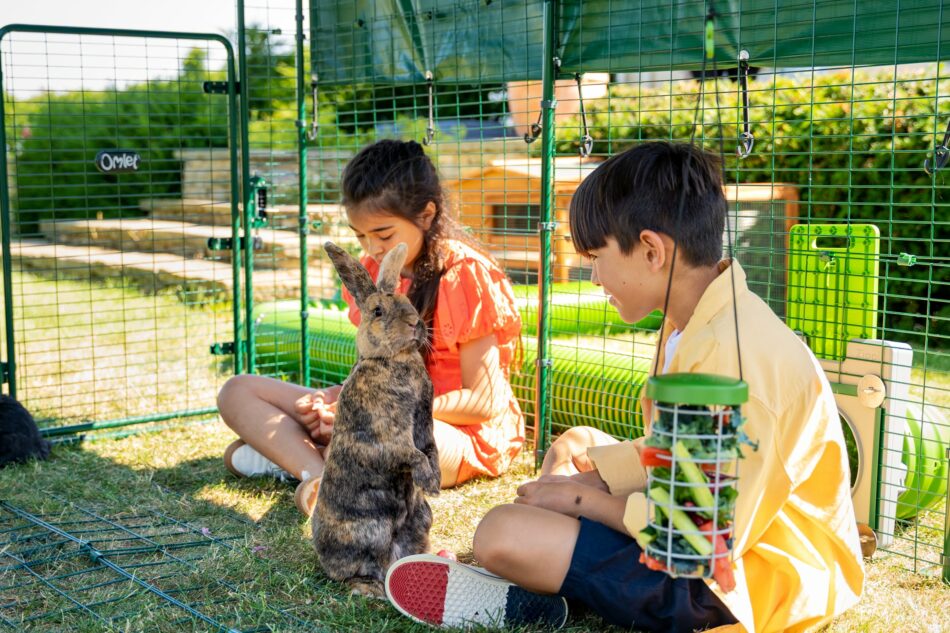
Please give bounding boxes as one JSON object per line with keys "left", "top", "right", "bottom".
{"left": 312, "top": 241, "right": 440, "bottom": 598}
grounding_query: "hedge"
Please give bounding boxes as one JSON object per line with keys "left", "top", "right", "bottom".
{"left": 553, "top": 67, "right": 949, "bottom": 343}
{"left": 12, "top": 49, "right": 228, "bottom": 235}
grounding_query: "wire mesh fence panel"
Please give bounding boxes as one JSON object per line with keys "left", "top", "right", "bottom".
{"left": 0, "top": 500, "right": 322, "bottom": 632}
{"left": 0, "top": 27, "right": 241, "bottom": 432}
{"left": 248, "top": 0, "right": 555, "bottom": 443}
{"left": 240, "top": 0, "right": 948, "bottom": 576}
{"left": 549, "top": 1, "right": 948, "bottom": 577}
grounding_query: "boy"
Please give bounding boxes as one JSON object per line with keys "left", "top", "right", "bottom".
{"left": 384, "top": 142, "right": 865, "bottom": 632}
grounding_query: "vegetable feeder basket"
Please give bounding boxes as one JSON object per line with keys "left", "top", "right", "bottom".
{"left": 637, "top": 373, "right": 749, "bottom": 591}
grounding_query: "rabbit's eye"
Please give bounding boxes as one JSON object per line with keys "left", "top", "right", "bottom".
{"left": 373, "top": 306, "right": 383, "bottom": 318}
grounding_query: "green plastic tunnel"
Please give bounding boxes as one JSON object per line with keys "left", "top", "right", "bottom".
{"left": 253, "top": 303, "right": 651, "bottom": 439}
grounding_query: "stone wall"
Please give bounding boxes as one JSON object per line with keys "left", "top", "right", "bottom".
{"left": 177, "top": 138, "right": 532, "bottom": 205}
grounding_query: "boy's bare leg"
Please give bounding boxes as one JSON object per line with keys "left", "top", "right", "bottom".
{"left": 473, "top": 504, "right": 581, "bottom": 594}
{"left": 217, "top": 375, "right": 325, "bottom": 481}
{"left": 541, "top": 426, "right": 619, "bottom": 476}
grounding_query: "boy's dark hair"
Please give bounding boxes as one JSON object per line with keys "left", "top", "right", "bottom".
{"left": 569, "top": 142, "right": 726, "bottom": 267}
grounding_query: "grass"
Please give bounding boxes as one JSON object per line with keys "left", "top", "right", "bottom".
{"left": 1, "top": 273, "right": 948, "bottom": 631}
{"left": 4, "top": 271, "right": 232, "bottom": 427}
{"left": 2, "top": 423, "right": 949, "bottom": 632}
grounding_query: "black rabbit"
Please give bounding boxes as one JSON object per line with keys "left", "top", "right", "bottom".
{"left": 312, "top": 241, "right": 440, "bottom": 598}
{"left": 0, "top": 394, "right": 50, "bottom": 468}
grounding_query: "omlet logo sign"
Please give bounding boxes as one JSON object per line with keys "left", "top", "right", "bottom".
{"left": 95, "top": 150, "right": 141, "bottom": 174}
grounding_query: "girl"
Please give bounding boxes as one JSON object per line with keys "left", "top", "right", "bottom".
{"left": 217, "top": 139, "right": 525, "bottom": 516}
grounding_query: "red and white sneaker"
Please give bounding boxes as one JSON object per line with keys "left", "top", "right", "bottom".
{"left": 385, "top": 554, "right": 568, "bottom": 629}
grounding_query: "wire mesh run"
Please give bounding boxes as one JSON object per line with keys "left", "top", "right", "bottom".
{"left": 0, "top": 499, "right": 320, "bottom": 632}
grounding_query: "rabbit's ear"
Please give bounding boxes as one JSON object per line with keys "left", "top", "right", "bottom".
{"left": 324, "top": 242, "right": 376, "bottom": 305}
{"left": 376, "top": 242, "right": 408, "bottom": 294}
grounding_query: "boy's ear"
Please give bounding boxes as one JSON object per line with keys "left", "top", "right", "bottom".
{"left": 639, "top": 230, "right": 668, "bottom": 272}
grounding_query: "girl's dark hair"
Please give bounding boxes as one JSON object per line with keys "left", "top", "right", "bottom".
{"left": 341, "top": 139, "right": 493, "bottom": 358}
{"left": 569, "top": 141, "right": 726, "bottom": 267}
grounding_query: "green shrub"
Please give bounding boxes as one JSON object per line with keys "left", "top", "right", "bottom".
{"left": 12, "top": 49, "right": 228, "bottom": 234}
{"left": 553, "top": 68, "right": 949, "bottom": 342}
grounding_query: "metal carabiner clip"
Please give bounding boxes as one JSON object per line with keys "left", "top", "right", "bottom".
{"left": 736, "top": 51, "right": 754, "bottom": 159}
{"left": 423, "top": 70, "right": 436, "bottom": 146}
{"left": 307, "top": 74, "right": 319, "bottom": 141}
{"left": 575, "top": 73, "right": 594, "bottom": 157}
{"left": 924, "top": 115, "right": 950, "bottom": 174}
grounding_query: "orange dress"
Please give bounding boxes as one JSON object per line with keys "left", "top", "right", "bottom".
{"left": 341, "top": 239, "right": 525, "bottom": 482}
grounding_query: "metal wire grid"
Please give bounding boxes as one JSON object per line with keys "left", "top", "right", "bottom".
{"left": 0, "top": 499, "right": 321, "bottom": 632}
{"left": 643, "top": 403, "right": 740, "bottom": 579}
{"left": 0, "top": 29, "right": 239, "bottom": 433}
{"left": 546, "top": 6, "right": 948, "bottom": 575}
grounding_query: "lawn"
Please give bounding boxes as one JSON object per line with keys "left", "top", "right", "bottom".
{"left": 2, "top": 423, "right": 949, "bottom": 632}
{"left": 1, "top": 273, "right": 948, "bottom": 631}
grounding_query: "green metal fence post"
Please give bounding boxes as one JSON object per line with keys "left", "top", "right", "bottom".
{"left": 237, "top": 1, "right": 255, "bottom": 374}
{"left": 224, "top": 35, "right": 244, "bottom": 378}
{"left": 534, "top": 0, "right": 557, "bottom": 467}
{"left": 295, "top": 0, "right": 310, "bottom": 385}
{"left": 0, "top": 52, "right": 16, "bottom": 397}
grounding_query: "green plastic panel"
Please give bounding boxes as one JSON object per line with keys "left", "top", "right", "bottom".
{"left": 787, "top": 224, "right": 881, "bottom": 361}
{"left": 310, "top": 0, "right": 950, "bottom": 83}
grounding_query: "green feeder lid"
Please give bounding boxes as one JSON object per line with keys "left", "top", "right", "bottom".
{"left": 646, "top": 373, "right": 748, "bottom": 406}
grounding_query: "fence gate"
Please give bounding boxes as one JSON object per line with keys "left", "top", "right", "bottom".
{"left": 0, "top": 25, "right": 244, "bottom": 436}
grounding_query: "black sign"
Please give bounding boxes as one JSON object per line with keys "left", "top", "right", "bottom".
{"left": 95, "top": 150, "right": 141, "bottom": 174}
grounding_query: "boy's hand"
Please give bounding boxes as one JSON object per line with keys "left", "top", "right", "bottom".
{"left": 515, "top": 479, "right": 595, "bottom": 518}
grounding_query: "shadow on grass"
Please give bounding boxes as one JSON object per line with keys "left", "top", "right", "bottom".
{"left": 0, "top": 429, "right": 618, "bottom": 632}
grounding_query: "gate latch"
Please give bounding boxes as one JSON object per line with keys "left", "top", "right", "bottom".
{"left": 209, "top": 342, "right": 235, "bottom": 356}
{"left": 249, "top": 175, "right": 268, "bottom": 228}
{"left": 203, "top": 81, "right": 240, "bottom": 95}
{"left": 207, "top": 236, "right": 264, "bottom": 251}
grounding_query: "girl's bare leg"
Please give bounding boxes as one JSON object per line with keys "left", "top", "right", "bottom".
{"left": 540, "top": 426, "right": 619, "bottom": 476}
{"left": 432, "top": 419, "right": 469, "bottom": 488}
{"left": 217, "top": 375, "right": 325, "bottom": 481}
{"left": 473, "top": 504, "right": 580, "bottom": 594}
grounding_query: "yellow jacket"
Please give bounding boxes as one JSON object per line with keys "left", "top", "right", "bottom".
{"left": 588, "top": 260, "right": 864, "bottom": 632}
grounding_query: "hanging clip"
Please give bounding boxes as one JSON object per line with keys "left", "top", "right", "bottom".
{"left": 574, "top": 73, "right": 594, "bottom": 157}
{"left": 423, "top": 70, "right": 436, "bottom": 146}
{"left": 924, "top": 115, "right": 950, "bottom": 174}
{"left": 307, "top": 74, "right": 319, "bottom": 141}
{"left": 736, "top": 51, "right": 754, "bottom": 158}
{"left": 524, "top": 110, "right": 542, "bottom": 144}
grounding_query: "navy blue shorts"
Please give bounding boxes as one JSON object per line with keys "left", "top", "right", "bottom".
{"left": 558, "top": 518, "right": 737, "bottom": 632}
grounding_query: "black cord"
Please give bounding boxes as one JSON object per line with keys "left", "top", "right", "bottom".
{"left": 652, "top": 4, "right": 745, "bottom": 383}
{"left": 711, "top": 41, "right": 745, "bottom": 382}
{"left": 651, "top": 18, "right": 709, "bottom": 378}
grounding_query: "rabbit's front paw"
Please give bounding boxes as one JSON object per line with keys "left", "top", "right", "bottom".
{"left": 411, "top": 451, "right": 441, "bottom": 495}
{"left": 348, "top": 579, "right": 385, "bottom": 599}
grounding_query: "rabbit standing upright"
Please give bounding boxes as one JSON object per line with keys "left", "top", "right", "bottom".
{"left": 313, "top": 241, "right": 440, "bottom": 598}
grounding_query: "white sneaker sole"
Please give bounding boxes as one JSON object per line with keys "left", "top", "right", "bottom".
{"left": 385, "top": 554, "right": 568, "bottom": 629}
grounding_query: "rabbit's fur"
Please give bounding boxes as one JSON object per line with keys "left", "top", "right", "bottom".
{"left": 0, "top": 394, "right": 50, "bottom": 468}
{"left": 313, "top": 242, "right": 440, "bottom": 598}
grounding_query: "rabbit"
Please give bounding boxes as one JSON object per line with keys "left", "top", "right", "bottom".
{"left": 0, "top": 394, "right": 51, "bottom": 468}
{"left": 312, "top": 241, "right": 440, "bottom": 598}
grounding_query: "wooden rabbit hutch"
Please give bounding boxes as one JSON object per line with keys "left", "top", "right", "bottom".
{"left": 445, "top": 157, "right": 602, "bottom": 282}
{"left": 445, "top": 159, "right": 800, "bottom": 314}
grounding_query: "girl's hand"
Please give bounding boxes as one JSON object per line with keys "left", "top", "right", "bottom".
{"left": 295, "top": 392, "right": 337, "bottom": 444}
